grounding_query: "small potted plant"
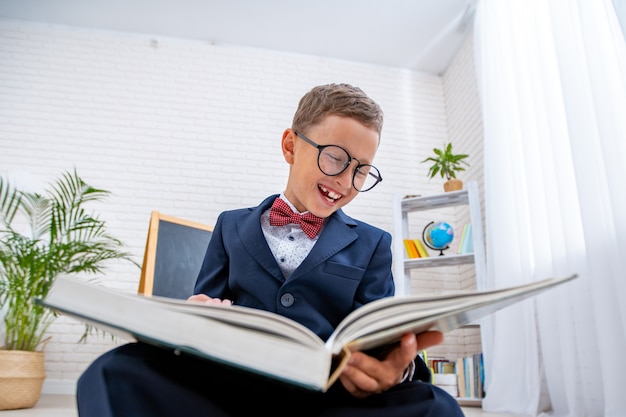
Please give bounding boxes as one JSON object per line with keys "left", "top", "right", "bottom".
{"left": 421, "top": 143, "right": 470, "bottom": 192}
{"left": 0, "top": 169, "right": 137, "bottom": 410}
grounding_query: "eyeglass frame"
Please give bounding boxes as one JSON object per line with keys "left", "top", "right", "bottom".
{"left": 294, "top": 130, "right": 383, "bottom": 192}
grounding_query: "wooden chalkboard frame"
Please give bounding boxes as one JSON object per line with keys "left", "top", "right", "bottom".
{"left": 138, "top": 211, "right": 213, "bottom": 298}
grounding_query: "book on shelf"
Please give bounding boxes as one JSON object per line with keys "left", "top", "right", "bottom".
{"left": 475, "top": 352, "right": 484, "bottom": 398}
{"left": 433, "top": 373, "right": 457, "bottom": 385}
{"left": 428, "top": 357, "right": 456, "bottom": 374}
{"left": 433, "top": 373, "right": 459, "bottom": 397}
{"left": 465, "top": 355, "right": 475, "bottom": 398}
{"left": 36, "top": 274, "right": 577, "bottom": 392}
{"left": 460, "top": 224, "right": 473, "bottom": 254}
{"left": 442, "top": 361, "right": 455, "bottom": 374}
{"left": 403, "top": 239, "right": 420, "bottom": 259}
{"left": 457, "top": 224, "right": 469, "bottom": 254}
{"left": 432, "top": 373, "right": 458, "bottom": 397}
{"left": 456, "top": 357, "right": 466, "bottom": 397}
{"left": 414, "top": 238, "right": 430, "bottom": 258}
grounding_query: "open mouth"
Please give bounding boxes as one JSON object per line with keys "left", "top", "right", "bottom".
{"left": 319, "top": 185, "right": 342, "bottom": 203}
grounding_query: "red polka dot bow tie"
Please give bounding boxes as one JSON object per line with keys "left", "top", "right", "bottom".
{"left": 269, "top": 198, "right": 324, "bottom": 239}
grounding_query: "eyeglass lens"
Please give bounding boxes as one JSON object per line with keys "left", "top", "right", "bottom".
{"left": 318, "top": 146, "right": 381, "bottom": 192}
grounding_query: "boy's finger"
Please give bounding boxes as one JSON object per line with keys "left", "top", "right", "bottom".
{"left": 416, "top": 330, "right": 444, "bottom": 350}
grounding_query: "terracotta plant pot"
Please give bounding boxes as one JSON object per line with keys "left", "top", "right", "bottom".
{"left": 0, "top": 350, "right": 46, "bottom": 410}
{"left": 444, "top": 179, "right": 463, "bottom": 192}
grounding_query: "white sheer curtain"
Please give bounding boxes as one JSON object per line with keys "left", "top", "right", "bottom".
{"left": 473, "top": 1, "right": 626, "bottom": 416}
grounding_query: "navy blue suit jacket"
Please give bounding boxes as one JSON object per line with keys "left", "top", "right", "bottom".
{"left": 194, "top": 194, "right": 395, "bottom": 341}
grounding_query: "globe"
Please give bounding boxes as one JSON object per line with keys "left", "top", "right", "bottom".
{"left": 422, "top": 221, "right": 454, "bottom": 256}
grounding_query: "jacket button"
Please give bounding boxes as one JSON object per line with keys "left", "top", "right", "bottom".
{"left": 280, "top": 293, "right": 295, "bottom": 307}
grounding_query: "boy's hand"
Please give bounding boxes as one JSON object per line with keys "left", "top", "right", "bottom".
{"left": 187, "top": 294, "right": 233, "bottom": 306}
{"left": 339, "top": 331, "right": 443, "bottom": 398}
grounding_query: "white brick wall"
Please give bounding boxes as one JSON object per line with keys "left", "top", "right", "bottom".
{"left": 0, "top": 19, "right": 484, "bottom": 392}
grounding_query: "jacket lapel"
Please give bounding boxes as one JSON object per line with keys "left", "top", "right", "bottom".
{"left": 235, "top": 195, "right": 285, "bottom": 281}
{"left": 290, "top": 209, "right": 358, "bottom": 279}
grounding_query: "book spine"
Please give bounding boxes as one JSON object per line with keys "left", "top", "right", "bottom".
{"left": 457, "top": 224, "right": 469, "bottom": 254}
{"left": 403, "top": 239, "right": 420, "bottom": 259}
{"left": 456, "top": 357, "right": 466, "bottom": 397}
{"left": 466, "top": 356, "right": 474, "bottom": 398}
{"left": 461, "top": 225, "right": 473, "bottom": 254}
{"left": 414, "top": 239, "right": 430, "bottom": 258}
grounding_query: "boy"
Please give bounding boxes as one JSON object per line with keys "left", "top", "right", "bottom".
{"left": 76, "top": 83, "right": 464, "bottom": 417}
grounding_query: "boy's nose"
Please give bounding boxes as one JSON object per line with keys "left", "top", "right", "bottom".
{"left": 335, "top": 162, "right": 357, "bottom": 190}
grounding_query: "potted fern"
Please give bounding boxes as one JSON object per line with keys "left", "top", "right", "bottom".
{"left": 421, "top": 143, "right": 470, "bottom": 192}
{"left": 0, "top": 169, "right": 137, "bottom": 410}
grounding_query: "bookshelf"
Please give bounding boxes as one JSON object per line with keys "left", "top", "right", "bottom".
{"left": 392, "top": 181, "right": 486, "bottom": 405}
{"left": 391, "top": 180, "right": 486, "bottom": 295}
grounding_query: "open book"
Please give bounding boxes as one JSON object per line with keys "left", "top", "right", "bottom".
{"left": 37, "top": 273, "right": 577, "bottom": 392}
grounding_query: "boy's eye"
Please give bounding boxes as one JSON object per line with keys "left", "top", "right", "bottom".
{"left": 320, "top": 148, "right": 350, "bottom": 173}
{"left": 355, "top": 166, "right": 371, "bottom": 177}
{"left": 324, "top": 150, "right": 346, "bottom": 164}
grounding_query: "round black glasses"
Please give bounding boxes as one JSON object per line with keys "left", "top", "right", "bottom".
{"left": 295, "top": 131, "right": 382, "bottom": 192}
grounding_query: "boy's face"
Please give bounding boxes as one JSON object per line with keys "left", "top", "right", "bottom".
{"left": 281, "top": 114, "right": 379, "bottom": 218}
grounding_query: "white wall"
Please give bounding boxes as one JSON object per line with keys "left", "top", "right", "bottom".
{"left": 0, "top": 18, "right": 482, "bottom": 393}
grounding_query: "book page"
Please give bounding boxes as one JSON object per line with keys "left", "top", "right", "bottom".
{"left": 326, "top": 274, "right": 577, "bottom": 355}
{"left": 147, "top": 295, "right": 322, "bottom": 347}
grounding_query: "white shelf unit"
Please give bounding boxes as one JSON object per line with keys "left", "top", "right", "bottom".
{"left": 392, "top": 181, "right": 487, "bottom": 406}
{"left": 391, "top": 180, "right": 486, "bottom": 296}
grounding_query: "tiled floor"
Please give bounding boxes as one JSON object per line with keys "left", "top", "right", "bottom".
{"left": 2, "top": 395, "right": 521, "bottom": 416}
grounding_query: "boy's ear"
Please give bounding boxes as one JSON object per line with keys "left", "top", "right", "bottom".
{"left": 281, "top": 129, "right": 296, "bottom": 164}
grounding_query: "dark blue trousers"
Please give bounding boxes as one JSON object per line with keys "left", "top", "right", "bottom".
{"left": 77, "top": 343, "right": 464, "bottom": 417}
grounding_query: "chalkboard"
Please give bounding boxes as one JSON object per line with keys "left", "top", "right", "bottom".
{"left": 138, "top": 211, "right": 213, "bottom": 299}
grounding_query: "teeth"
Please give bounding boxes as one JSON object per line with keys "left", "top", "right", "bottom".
{"left": 320, "top": 185, "right": 341, "bottom": 201}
